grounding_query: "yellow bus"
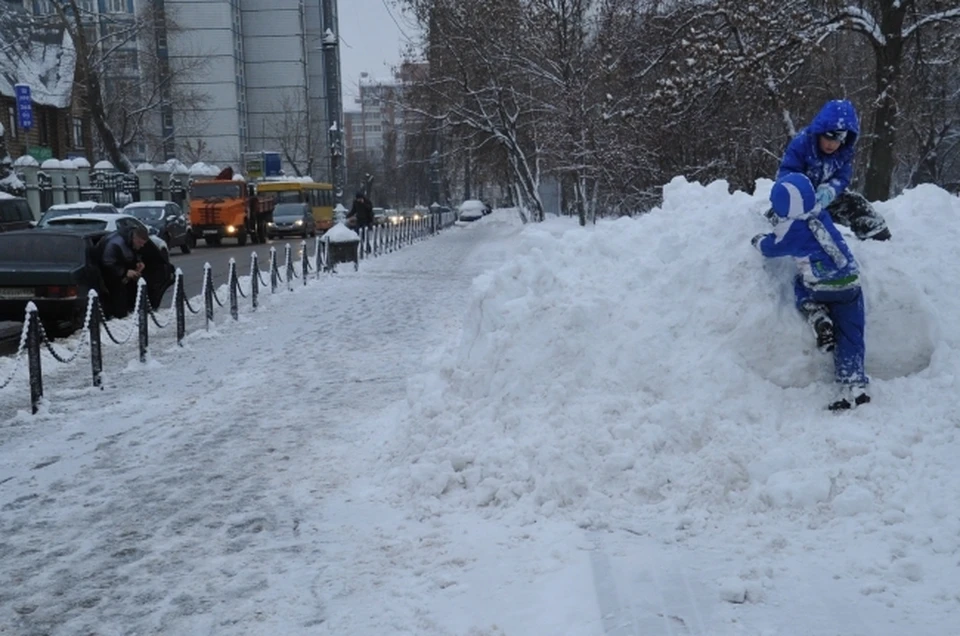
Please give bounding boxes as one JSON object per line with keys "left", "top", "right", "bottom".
{"left": 255, "top": 179, "right": 336, "bottom": 231}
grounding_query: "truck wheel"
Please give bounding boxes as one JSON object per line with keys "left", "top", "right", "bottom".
{"left": 257, "top": 220, "right": 267, "bottom": 244}
{"left": 238, "top": 230, "right": 249, "bottom": 247}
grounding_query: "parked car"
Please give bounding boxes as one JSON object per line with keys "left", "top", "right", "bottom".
{"left": 123, "top": 201, "right": 194, "bottom": 253}
{"left": 36, "top": 213, "right": 170, "bottom": 260}
{"left": 36, "top": 201, "right": 120, "bottom": 226}
{"left": 458, "top": 199, "right": 487, "bottom": 222}
{"left": 372, "top": 207, "right": 388, "bottom": 225}
{"left": 267, "top": 202, "right": 317, "bottom": 239}
{"left": 0, "top": 194, "right": 34, "bottom": 233}
{"left": 0, "top": 226, "right": 173, "bottom": 335}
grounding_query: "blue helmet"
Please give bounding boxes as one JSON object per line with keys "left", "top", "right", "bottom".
{"left": 770, "top": 172, "right": 817, "bottom": 218}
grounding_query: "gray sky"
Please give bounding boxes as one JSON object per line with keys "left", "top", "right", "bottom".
{"left": 338, "top": 0, "right": 419, "bottom": 112}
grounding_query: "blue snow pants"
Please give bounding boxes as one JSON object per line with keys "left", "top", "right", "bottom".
{"left": 794, "top": 277, "right": 867, "bottom": 385}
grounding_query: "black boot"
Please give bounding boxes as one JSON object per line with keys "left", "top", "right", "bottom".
{"left": 801, "top": 302, "right": 836, "bottom": 353}
{"left": 828, "top": 384, "right": 871, "bottom": 411}
{"left": 813, "top": 317, "right": 836, "bottom": 353}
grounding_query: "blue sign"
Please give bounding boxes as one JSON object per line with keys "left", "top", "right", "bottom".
{"left": 14, "top": 84, "right": 33, "bottom": 131}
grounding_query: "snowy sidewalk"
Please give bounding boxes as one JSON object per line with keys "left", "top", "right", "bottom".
{"left": 0, "top": 217, "right": 520, "bottom": 635}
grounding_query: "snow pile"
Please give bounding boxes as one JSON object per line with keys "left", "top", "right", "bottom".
{"left": 383, "top": 178, "right": 960, "bottom": 546}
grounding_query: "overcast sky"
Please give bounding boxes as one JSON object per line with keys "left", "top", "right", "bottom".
{"left": 338, "top": 0, "right": 420, "bottom": 112}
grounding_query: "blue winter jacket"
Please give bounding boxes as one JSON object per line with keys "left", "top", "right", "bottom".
{"left": 776, "top": 100, "right": 860, "bottom": 195}
{"left": 756, "top": 193, "right": 860, "bottom": 291}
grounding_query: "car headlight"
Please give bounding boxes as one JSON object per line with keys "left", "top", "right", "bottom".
{"left": 226, "top": 225, "right": 236, "bottom": 234}
{"left": 413, "top": 214, "right": 421, "bottom": 220}
{"left": 294, "top": 219, "right": 303, "bottom": 226}
{"left": 267, "top": 221, "right": 274, "bottom": 226}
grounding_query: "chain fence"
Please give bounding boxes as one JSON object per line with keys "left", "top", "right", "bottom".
{"left": 0, "top": 211, "right": 458, "bottom": 414}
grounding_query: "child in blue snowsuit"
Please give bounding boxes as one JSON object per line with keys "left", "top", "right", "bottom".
{"left": 775, "top": 99, "right": 890, "bottom": 242}
{"left": 752, "top": 173, "right": 870, "bottom": 410}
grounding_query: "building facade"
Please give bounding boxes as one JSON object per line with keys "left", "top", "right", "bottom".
{"left": 0, "top": 1, "right": 93, "bottom": 164}
{"left": 165, "top": 0, "right": 341, "bottom": 182}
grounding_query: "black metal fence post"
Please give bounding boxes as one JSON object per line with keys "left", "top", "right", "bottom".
{"left": 88, "top": 291, "right": 102, "bottom": 387}
{"left": 300, "top": 241, "right": 308, "bottom": 285}
{"left": 137, "top": 280, "right": 148, "bottom": 363}
{"left": 26, "top": 305, "right": 43, "bottom": 414}
{"left": 228, "top": 258, "right": 239, "bottom": 321}
{"left": 284, "top": 243, "right": 293, "bottom": 290}
{"left": 204, "top": 263, "right": 214, "bottom": 330}
{"left": 270, "top": 247, "right": 279, "bottom": 293}
{"left": 175, "top": 269, "right": 186, "bottom": 345}
{"left": 250, "top": 252, "right": 260, "bottom": 311}
{"left": 314, "top": 236, "right": 322, "bottom": 279}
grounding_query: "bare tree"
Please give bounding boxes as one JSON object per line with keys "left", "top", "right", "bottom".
{"left": 269, "top": 90, "right": 318, "bottom": 177}
{"left": 45, "top": 0, "right": 208, "bottom": 172}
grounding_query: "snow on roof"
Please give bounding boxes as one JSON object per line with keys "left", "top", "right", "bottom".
{"left": 0, "top": 14, "right": 76, "bottom": 108}
{"left": 260, "top": 176, "right": 315, "bottom": 183}
{"left": 122, "top": 201, "right": 166, "bottom": 209}
{"left": 48, "top": 200, "right": 108, "bottom": 210}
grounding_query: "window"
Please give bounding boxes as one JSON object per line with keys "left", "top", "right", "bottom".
{"left": 107, "top": 0, "right": 127, "bottom": 13}
{"left": 7, "top": 106, "right": 16, "bottom": 138}
{"left": 72, "top": 117, "right": 83, "bottom": 148}
{"left": 78, "top": 0, "right": 94, "bottom": 12}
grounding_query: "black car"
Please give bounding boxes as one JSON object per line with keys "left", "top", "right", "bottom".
{"left": 267, "top": 202, "right": 317, "bottom": 239}
{"left": 123, "top": 201, "right": 194, "bottom": 253}
{"left": 0, "top": 228, "right": 174, "bottom": 335}
{"left": 0, "top": 195, "right": 35, "bottom": 233}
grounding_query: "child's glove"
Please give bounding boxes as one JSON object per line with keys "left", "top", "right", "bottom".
{"left": 751, "top": 233, "right": 766, "bottom": 250}
{"left": 816, "top": 185, "right": 836, "bottom": 208}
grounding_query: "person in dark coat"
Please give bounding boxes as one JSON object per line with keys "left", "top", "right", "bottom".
{"left": 98, "top": 225, "right": 148, "bottom": 319}
{"left": 347, "top": 192, "right": 374, "bottom": 230}
{"left": 774, "top": 99, "right": 891, "bottom": 241}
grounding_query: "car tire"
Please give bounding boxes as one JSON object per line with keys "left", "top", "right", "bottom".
{"left": 180, "top": 239, "right": 191, "bottom": 254}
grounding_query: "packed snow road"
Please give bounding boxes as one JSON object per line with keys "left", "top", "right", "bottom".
{"left": 0, "top": 217, "right": 517, "bottom": 635}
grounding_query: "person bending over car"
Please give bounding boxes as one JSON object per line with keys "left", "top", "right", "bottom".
{"left": 99, "top": 225, "right": 149, "bottom": 319}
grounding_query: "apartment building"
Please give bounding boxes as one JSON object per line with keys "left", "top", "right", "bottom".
{"left": 165, "top": 0, "right": 340, "bottom": 181}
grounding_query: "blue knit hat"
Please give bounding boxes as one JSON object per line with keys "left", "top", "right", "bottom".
{"left": 770, "top": 173, "right": 817, "bottom": 218}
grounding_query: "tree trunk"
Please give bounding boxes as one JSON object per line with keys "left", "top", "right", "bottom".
{"left": 863, "top": 8, "right": 906, "bottom": 202}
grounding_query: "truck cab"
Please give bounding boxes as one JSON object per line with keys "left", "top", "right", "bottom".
{"left": 189, "top": 168, "right": 276, "bottom": 246}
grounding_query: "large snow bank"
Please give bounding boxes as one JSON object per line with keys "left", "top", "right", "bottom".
{"left": 382, "top": 177, "right": 960, "bottom": 549}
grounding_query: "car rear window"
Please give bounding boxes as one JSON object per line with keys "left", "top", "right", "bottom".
{"left": 0, "top": 233, "right": 87, "bottom": 263}
{"left": 46, "top": 218, "right": 109, "bottom": 231}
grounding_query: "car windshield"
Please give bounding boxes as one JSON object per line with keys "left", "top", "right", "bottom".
{"left": 127, "top": 206, "right": 164, "bottom": 221}
{"left": 44, "top": 218, "right": 109, "bottom": 231}
{"left": 274, "top": 204, "right": 305, "bottom": 219}
{"left": 190, "top": 183, "right": 241, "bottom": 199}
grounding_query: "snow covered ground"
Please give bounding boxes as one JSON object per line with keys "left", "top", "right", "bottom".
{"left": 2, "top": 179, "right": 959, "bottom": 635}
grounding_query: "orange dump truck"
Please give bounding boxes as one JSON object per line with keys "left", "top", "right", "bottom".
{"left": 189, "top": 167, "right": 276, "bottom": 246}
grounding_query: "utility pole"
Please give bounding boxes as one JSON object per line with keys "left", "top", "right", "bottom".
{"left": 319, "top": 0, "right": 345, "bottom": 201}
